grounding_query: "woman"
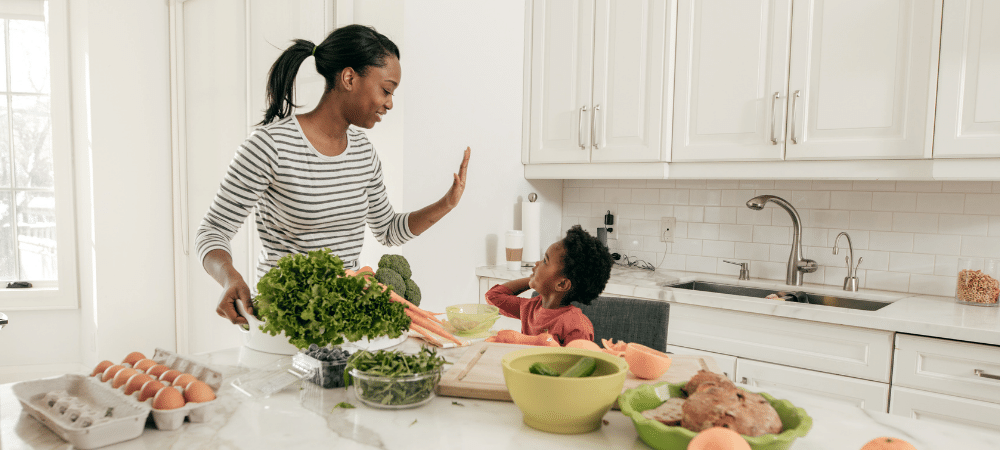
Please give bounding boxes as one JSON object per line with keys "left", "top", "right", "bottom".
{"left": 195, "top": 25, "right": 470, "bottom": 326}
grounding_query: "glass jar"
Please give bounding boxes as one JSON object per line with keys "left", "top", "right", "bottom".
{"left": 955, "top": 258, "right": 1000, "bottom": 307}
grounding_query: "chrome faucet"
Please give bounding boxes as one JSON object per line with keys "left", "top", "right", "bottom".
{"left": 746, "top": 195, "right": 818, "bottom": 286}
{"left": 833, "top": 232, "right": 862, "bottom": 291}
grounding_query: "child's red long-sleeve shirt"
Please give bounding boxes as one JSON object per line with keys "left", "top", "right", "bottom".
{"left": 484, "top": 284, "right": 594, "bottom": 346}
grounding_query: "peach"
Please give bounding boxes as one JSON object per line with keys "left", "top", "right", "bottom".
{"left": 624, "top": 342, "right": 672, "bottom": 380}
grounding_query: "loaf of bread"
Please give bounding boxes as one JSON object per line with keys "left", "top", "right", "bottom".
{"left": 640, "top": 397, "right": 685, "bottom": 426}
{"left": 680, "top": 385, "right": 783, "bottom": 437}
{"left": 683, "top": 370, "right": 735, "bottom": 395}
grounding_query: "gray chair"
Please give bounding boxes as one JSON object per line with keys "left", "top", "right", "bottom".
{"left": 573, "top": 296, "right": 670, "bottom": 352}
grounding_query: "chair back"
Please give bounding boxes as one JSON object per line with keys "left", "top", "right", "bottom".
{"left": 574, "top": 296, "right": 669, "bottom": 352}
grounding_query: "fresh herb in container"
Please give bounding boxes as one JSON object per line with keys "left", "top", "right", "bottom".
{"left": 344, "top": 348, "right": 449, "bottom": 408}
{"left": 254, "top": 249, "right": 411, "bottom": 349}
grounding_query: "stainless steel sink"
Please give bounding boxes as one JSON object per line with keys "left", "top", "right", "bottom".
{"left": 665, "top": 281, "right": 891, "bottom": 311}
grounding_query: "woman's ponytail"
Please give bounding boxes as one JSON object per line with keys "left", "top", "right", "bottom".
{"left": 258, "top": 39, "right": 315, "bottom": 126}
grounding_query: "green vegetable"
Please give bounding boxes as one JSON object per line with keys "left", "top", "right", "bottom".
{"left": 528, "top": 362, "right": 560, "bottom": 377}
{"left": 378, "top": 254, "right": 412, "bottom": 280}
{"left": 560, "top": 356, "right": 597, "bottom": 377}
{"left": 344, "top": 348, "right": 449, "bottom": 406}
{"left": 404, "top": 279, "right": 421, "bottom": 306}
{"left": 333, "top": 402, "right": 355, "bottom": 409}
{"left": 375, "top": 267, "right": 406, "bottom": 297}
{"left": 254, "top": 249, "right": 410, "bottom": 349}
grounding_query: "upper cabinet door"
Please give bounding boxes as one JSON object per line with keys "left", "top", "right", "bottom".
{"left": 933, "top": 0, "right": 1000, "bottom": 158}
{"left": 527, "top": 0, "right": 595, "bottom": 163}
{"left": 590, "top": 0, "right": 670, "bottom": 162}
{"left": 672, "top": 0, "right": 793, "bottom": 162}
{"left": 784, "top": 0, "right": 940, "bottom": 160}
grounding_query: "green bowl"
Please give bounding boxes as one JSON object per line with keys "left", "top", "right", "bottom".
{"left": 619, "top": 382, "right": 813, "bottom": 450}
{"left": 445, "top": 304, "right": 500, "bottom": 334}
{"left": 502, "top": 347, "right": 628, "bottom": 434}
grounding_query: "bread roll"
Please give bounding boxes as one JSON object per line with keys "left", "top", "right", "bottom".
{"left": 680, "top": 385, "right": 783, "bottom": 437}
{"left": 640, "top": 397, "right": 685, "bottom": 426}
{"left": 683, "top": 370, "right": 735, "bottom": 395}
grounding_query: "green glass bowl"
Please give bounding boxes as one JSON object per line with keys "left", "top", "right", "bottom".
{"left": 445, "top": 304, "right": 500, "bottom": 334}
{"left": 619, "top": 382, "right": 813, "bottom": 450}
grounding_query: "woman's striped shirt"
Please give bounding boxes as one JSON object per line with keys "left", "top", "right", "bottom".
{"left": 195, "top": 116, "right": 414, "bottom": 279}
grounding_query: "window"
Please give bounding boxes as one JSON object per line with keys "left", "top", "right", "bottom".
{"left": 1, "top": 0, "right": 76, "bottom": 309}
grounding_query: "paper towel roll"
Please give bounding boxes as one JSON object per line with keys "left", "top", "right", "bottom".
{"left": 521, "top": 200, "right": 541, "bottom": 265}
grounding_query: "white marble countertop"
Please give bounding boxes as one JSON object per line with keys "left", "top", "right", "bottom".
{"left": 476, "top": 265, "right": 1000, "bottom": 346}
{"left": 4, "top": 326, "right": 1000, "bottom": 449}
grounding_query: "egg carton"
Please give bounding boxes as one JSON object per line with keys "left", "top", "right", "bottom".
{"left": 93, "top": 347, "right": 223, "bottom": 431}
{"left": 12, "top": 374, "right": 150, "bottom": 449}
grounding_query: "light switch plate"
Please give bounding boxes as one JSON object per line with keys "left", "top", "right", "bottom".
{"left": 660, "top": 217, "right": 676, "bottom": 243}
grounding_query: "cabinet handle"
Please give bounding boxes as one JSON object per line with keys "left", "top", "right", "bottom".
{"left": 975, "top": 369, "right": 1000, "bottom": 381}
{"left": 790, "top": 90, "right": 801, "bottom": 144}
{"left": 741, "top": 377, "right": 749, "bottom": 384}
{"left": 591, "top": 104, "right": 601, "bottom": 149}
{"left": 578, "top": 106, "right": 588, "bottom": 149}
{"left": 769, "top": 92, "right": 780, "bottom": 145}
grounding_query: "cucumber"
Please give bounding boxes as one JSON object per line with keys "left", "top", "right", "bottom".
{"left": 560, "top": 356, "right": 597, "bottom": 377}
{"left": 528, "top": 362, "right": 560, "bottom": 377}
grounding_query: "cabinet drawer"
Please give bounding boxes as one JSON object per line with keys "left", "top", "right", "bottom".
{"left": 668, "top": 303, "right": 893, "bottom": 382}
{"left": 890, "top": 386, "right": 1000, "bottom": 433}
{"left": 893, "top": 334, "right": 1000, "bottom": 404}
{"left": 667, "top": 345, "right": 737, "bottom": 382}
{"left": 736, "top": 359, "right": 889, "bottom": 413}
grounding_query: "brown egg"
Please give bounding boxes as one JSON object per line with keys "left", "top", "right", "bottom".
{"left": 159, "top": 369, "right": 182, "bottom": 384}
{"left": 112, "top": 368, "right": 138, "bottom": 388}
{"left": 146, "top": 364, "right": 170, "bottom": 378}
{"left": 171, "top": 373, "right": 197, "bottom": 388}
{"left": 183, "top": 381, "right": 216, "bottom": 403}
{"left": 132, "top": 358, "right": 157, "bottom": 372}
{"left": 124, "top": 373, "right": 153, "bottom": 395}
{"left": 138, "top": 380, "right": 165, "bottom": 402}
{"left": 91, "top": 360, "right": 114, "bottom": 377}
{"left": 102, "top": 364, "right": 125, "bottom": 382}
{"left": 122, "top": 351, "right": 146, "bottom": 367}
{"left": 152, "top": 386, "right": 185, "bottom": 410}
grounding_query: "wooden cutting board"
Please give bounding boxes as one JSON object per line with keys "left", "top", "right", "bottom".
{"left": 436, "top": 342, "right": 723, "bottom": 405}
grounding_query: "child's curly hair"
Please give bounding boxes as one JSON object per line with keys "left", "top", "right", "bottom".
{"left": 560, "top": 225, "right": 614, "bottom": 306}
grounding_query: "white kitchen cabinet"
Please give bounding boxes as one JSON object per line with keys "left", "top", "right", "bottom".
{"left": 890, "top": 386, "right": 1000, "bottom": 433}
{"left": 736, "top": 359, "right": 890, "bottom": 413}
{"left": 525, "top": 0, "right": 672, "bottom": 164}
{"left": 932, "top": 0, "right": 1000, "bottom": 158}
{"left": 893, "top": 333, "right": 1000, "bottom": 404}
{"left": 667, "top": 345, "right": 737, "bottom": 381}
{"left": 672, "top": 0, "right": 940, "bottom": 162}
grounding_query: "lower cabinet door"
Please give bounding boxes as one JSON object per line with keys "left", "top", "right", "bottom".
{"left": 890, "top": 386, "right": 1000, "bottom": 434}
{"left": 735, "top": 359, "right": 889, "bottom": 413}
{"left": 667, "top": 345, "right": 738, "bottom": 382}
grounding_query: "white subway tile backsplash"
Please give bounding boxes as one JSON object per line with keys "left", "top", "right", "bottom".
{"left": 889, "top": 252, "right": 936, "bottom": 275}
{"left": 892, "top": 213, "right": 939, "bottom": 234}
{"left": 690, "top": 190, "right": 723, "bottom": 206}
{"left": 564, "top": 180, "right": 1000, "bottom": 296}
{"left": 869, "top": 232, "right": 914, "bottom": 252}
{"left": 754, "top": 226, "right": 792, "bottom": 245}
{"left": 944, "top": 181, "right": 992, "bottom": 193}
{"left": 916, "top": 193, "right": 966, "bottom": 214}
{"left": 830, "top": 191, "right": 872, "bottom": 211}
{"left": 872, "top": 192, "right": 917, "bottom": 212}
{"left": 939, "top": 214, "right": 989, "bottom": 236}
{"left": 850, "top": 211, "right": 894, "bottom": 231}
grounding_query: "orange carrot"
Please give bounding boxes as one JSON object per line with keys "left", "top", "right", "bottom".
{"left": 408, "top": 323, "right": 443, "bottom": 346}
{"left": 406, "top": 310, "right": 464, "bottom": 346}
{"left": 389, "top": 292, "right": 443, "bottom": 324}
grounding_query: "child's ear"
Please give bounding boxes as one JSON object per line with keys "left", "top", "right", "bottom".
{"left": 555, "top": 277, "right": 572, "bottom": 293}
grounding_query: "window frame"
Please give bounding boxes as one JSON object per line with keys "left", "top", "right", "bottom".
{"left": 0, "top": 0, "right": 77, "bottom": 310}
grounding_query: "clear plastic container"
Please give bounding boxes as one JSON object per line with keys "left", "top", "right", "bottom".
{"left": 955, "top": 258, "right": 1000, "bottom": 307}
{"left": 349, "top": 367, "right": 441, "bottom": 409}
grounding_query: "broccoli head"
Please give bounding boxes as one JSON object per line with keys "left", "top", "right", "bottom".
{"left": 404, "top": 278, "right": 421, "bottom": 306}
{"left": 375, "top": 267, "right": 406, "bottom": 297}
{"left": 378, "top": 254, "right": 412, "bottom": 280}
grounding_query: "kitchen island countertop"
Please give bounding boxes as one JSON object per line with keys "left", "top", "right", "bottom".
{"left": 3, "top": 329, "right": 999, "bottom": 450}
{"left": 477, "top": 265, "right": 1000, "bottom": 346}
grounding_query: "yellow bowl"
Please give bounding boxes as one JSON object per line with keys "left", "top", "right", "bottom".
{"left": 445, "top": 304, "right": 500, "bottom": 334}
{"left": 501, "top": 347, "right": 628, "bottom": 434}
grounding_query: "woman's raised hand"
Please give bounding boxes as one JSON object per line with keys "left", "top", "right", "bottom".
{"left": 444, "top": 147, "right": 471, "bottom": 209}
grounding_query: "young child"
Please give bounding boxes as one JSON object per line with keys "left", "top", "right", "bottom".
{"left": 485, "top": 225, "right": 614, "bottom": 346}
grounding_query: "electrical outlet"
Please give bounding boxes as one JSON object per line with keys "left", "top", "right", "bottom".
{"left": 660, "top": 217, "right": 676, "bottom": 243}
